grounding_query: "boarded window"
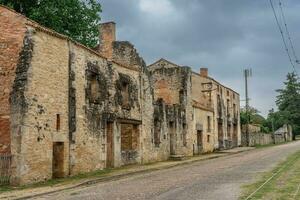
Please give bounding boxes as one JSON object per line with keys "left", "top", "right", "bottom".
{"left": 121, "top": 124, "right": 139, "bottom": 151}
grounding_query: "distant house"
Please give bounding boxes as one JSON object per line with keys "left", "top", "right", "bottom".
{"left": 274, "top": 124, "right": 293, "bottom": 142}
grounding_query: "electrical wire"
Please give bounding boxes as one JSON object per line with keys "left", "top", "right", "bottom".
{"left": 269, "top": 0, "right": 299, "bottom": 77}
{"left": 278, "top": 0, "right": 299, "bottom": 64}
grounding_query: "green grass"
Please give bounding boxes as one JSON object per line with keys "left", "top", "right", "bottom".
{"left": 240, "top": 150, "right": 300, "bottom": 200}
{"left": 253, "top": 141, "right": 288, "bottom": 149}
{"left": 0, "top": 161, "right": 165, "bottom": 193}
{"left": 0, "top": 167, "right": 118, "bottom": 193}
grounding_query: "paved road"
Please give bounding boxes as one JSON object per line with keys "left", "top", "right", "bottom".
{"left": 34, "top": 141, "right": 300, "bottom": 200}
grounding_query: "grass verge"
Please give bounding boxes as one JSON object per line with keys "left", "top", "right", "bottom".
{"left": 240, "top": 150, "right": 300, "bottom": 200}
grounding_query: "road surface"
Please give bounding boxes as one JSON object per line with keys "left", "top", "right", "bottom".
{"left": 34, "top": 141, "right": 300, "bottom": 200}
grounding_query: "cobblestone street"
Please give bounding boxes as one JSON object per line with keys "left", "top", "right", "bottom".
{"left": 33, "top": 141, "right": 300, "bottom": 200}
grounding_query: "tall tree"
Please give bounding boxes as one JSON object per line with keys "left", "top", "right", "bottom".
{"left": 275, "top": 72, "right": 300, "bottom": 139}
{"left": 0, "top": 0, "right": 101, "bottom": 47}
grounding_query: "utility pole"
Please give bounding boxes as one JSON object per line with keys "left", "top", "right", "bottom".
{"left": 272, "top": 117, "right": 275, "bottom": 144}
{"left": 244, "top": 69, "right": 252, "bottom": 146}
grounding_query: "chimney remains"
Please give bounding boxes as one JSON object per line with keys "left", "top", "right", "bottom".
{"left": 200, "top": 68, "right": 208, "bottom": 77}
{"left": 98, "top": 22, "right": 116, "bottom": 60}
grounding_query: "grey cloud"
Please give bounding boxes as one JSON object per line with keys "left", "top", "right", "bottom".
{"left": 98, "top": 0, "right": 300, "bottom": 116}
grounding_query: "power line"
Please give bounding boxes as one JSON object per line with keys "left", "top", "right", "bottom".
{"left": 278, "top": 0, "right": 299, "bottom": 64}
{"left": 269, "top": 0, "right": 299, "bottom": 76}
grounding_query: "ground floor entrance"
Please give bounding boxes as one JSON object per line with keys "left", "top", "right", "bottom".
{"left": 120, "top": 123, "right": 139, "bottom": 165}
{"left": 106, "top": 122, "right": 114, "bottom": 168}
{"left": 169, "top": 122, "right": 176, "bottom": 155}
{"left": 196, "top": 130, "right": 203, "bottom": 154}
{"left": 52, "top": 142, "right": 64, "bottom": 178}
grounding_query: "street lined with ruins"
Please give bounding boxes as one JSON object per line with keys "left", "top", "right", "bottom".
{"left": 32, "top": 141, "right": 300, "bottom": 200}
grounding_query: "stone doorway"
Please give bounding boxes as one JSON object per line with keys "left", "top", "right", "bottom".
{"left": 196, "top": 130, "right": 203, "bottom": 154}
{"left": 52, "top": 142, "right": 64, "bottom": 178}
{"left": 233, "top": 125, "right": 238, "bottom": 147}
{"left": 169, "top": 122, "right": 176, "bottom": 155}
{"left": 106, "top": 122, "right": 114, "bottom": 168}
{"left": 218, "top": 123, "right": 223, "bottom": 148}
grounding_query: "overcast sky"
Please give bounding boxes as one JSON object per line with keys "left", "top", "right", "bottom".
{"left": 99, "top": 0, "right": 300, "bottom": 117}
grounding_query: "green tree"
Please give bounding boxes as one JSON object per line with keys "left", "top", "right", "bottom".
{"left": 240, "top": 107, "right": 269, "bottom": 133}
{"left": 0, "top": 0, "right": 101, "bottom": 47}
{"left": 275, "top": 72, "right": 300, "bottom": 138}
{"left": 264, "top": 109, "right": 289, "bottom": 132}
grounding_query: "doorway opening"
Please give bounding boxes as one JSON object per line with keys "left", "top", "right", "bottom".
{"left": 169, "top": 122, "right": 176, "bottom": 155}
{"left": 121, "top": 123, "right": 139, "bottom": 165}
{"left": 196, "top": 130, "right": 203, "bottom": 154}
{"left": 52, "top": 142, "right": 64, "bottom": 178}
{"left": 106, "top": 122, "right": 114, "bottom": 168}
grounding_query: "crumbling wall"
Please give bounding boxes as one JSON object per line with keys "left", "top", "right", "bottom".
{"left": 112, "top": 41, "right": 146, "bottom": 69}
{"left": 191, "top": 73, "right": 216, "bottom": 153}
{"left": 148, "top": 60, "right": 193, "bottom": 157}
{"left": 11, "top": 28, "right": 70, "bottom": 185}
{"left": 209, "top": 78, "right": 241, "bottom": 149}
{"left": 0, "top": 6, "right": 28, "bottom": 154}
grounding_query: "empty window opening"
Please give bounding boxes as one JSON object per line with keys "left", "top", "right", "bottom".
{"left": 207, "top": 135, "right": 210, "bottom": 143}
{"left": 207, "top": 116, "right": 211, "bottom": 132}
{"left": 154, "top": 120, "right": 161, "bottom": 147}
{"left": 233, "top": 104, "right": 236, "bottom": 117}
{"left": 90, "top": 74, "right": 100, "bottom": 103}
{"left": 179, "top": 90, "right": 184, "bottom": 104}
{"left": 56, "top": 114, "right": 60, "bottom": 131}
{"left": 227, "top": 99, "right": 230, "bottom": 115}
{"left": 183, "top": 123, "right": 187, "bottom": 146}
{"left": 227, "top": 125, "right": 231, "bottom": 139}
{"left": 121, "top": 82, "right": 129, "bottom": 107}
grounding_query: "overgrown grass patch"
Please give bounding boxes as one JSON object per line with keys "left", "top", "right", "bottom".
{"left": 240, "top": 150, "right": 300, "bottom": 200}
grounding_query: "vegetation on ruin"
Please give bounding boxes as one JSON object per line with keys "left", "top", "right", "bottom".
{"left": 241, "top": 72, "right": 300, "bottom": 137}
{"left": 240, "top": 150, "right": 300, "bottom": 200}
{"left": 0, "top": 0, "right": 102, "bottom": 47}
{"left": 275, "top": 72, "right": 300, "bottom": 137}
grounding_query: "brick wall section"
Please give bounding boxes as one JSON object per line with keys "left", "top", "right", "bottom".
{"left": 98, "top": 22, "right": 115, "bottom": 59}
{"left": 0, "top": 7, "right": 27, "bottom": 154}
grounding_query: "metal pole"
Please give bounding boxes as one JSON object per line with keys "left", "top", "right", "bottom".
{"left": 244, "top": 69, "right": 250, "bottom": 146}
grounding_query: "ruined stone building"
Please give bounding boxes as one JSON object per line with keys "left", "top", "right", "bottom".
{"left": 148, "top": 59, "right": 241, "bottom": 154}
{"left": 0, "top": 5, "right": 240, "bottom": 185}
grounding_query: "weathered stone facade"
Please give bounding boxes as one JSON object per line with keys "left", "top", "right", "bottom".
{"left": 148, "top": 59, "right": 241, "bottom": 154}
{"left": 241, "top": 124, "right": 292, "bottom": 146}
{"left": 0, "top": 6, "right": 241, "bottom": 185}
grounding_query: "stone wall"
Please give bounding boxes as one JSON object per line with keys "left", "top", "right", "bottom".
{"left": 0, "top": 6, "right": 28, "bottom": 154}
{"left": 191, "top": 73, "right": 216, "bottom": 153}
{"left": 241, "top": 132, "right": 290, "bottom": 146}
{"left": 241, "top": 133, "right": 273, "bottom": 146}
{"left": 192, "top": 71, "right": 241, "bottom": 150}
{"left": 148, "top": 59, "right": 194, "bottom": 157}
